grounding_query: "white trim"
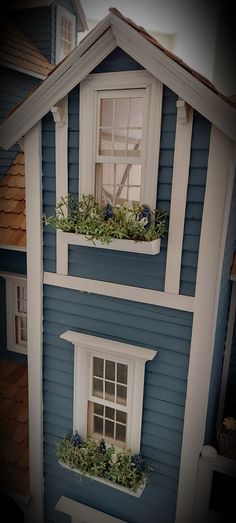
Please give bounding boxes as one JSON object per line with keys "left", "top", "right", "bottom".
{"left": 217, "top": 281, "right": 236, "bottom": 426}
{"left": 0, "top": 61, "right": 47, "bottom": 80}
{"left": 165, "top": 100, "right": 193, "bottom": 294}
{"left": 0, "top": 244, "right": 27, "bottom": 252}
{"left": 43, "top": 271, "right": 195, "bottom": 312}
{"left": 0, "top": 272, "right": 27, "bottom": 281}
{"left": 1, "top": 12, "right": 236, "bottom": 151}
{"left": 61, "top": 330, "right": 156, "bottom": 453}
{"left": 110, "top": 13, "right": 236, "bottom": 143}
{"left": 175, "top": 127, "right": 234, "bottom": 523}
{"left": 56, "top": 5, "right": 76, "bottom": 64}
{"left": 56, "top": 496, "right": 127, "bottom": 523}
{"left": 24, "top": 122, "right": 43, "bottom": 523}
{"left": 79, "top": 71, "right": 162, "bottom": 209}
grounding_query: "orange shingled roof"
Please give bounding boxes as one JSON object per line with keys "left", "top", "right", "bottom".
{"left": 0, "top": 152, "right": 26, "bottom": 248}
{"left": 0, "top": 359, "right": 29, "bottom": 497}
{"left": 0, "top": 20, "right": 54, "bottom": 78}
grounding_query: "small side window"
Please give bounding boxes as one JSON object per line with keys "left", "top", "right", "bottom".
{"left": 56, "top": 5, "right": 76, "bottom": 63}
{"left": 5, "top": 275, "right": 27, "bottom": 355}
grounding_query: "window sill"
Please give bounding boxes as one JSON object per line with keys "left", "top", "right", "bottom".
{"left": 59, "top": 461, "right": 146, "bottom": 497}
{"left": 60, "top": 231, "right": 161, "bottom": 255}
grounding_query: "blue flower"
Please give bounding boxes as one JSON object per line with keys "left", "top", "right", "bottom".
{"left": 69, "top": 198, "right": 79, "bottom": 221}
{"left": 137, "top": 205, "right": 151, "bottom": 229}
{"left": 70, "top": 431, "right": 82, "bottom": 447}
{"left": 131, "top": 454, "right": 143, "bottom": 470}
{"left": 103, "top": 204, "right": 113, "bottom": 221}
{"left": 100, "top": 439, "right": 106, "bottom": 452}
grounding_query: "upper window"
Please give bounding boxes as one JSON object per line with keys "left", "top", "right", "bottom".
{"left": 56, "top": 5, "right": 76, "bottom": 63}
{"left": 61, "top": 331, "right": 157, "bottom": 453}
{"left": 80, "top": 71, "right": 162, "bottom": 209}
{"left": 3, "top": 274, "right": 27, "bottom": 355}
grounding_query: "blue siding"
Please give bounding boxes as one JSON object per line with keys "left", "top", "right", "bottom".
{"left": 43, "top": 111, "right": 56, "bottom": 273}
{"left": 0, "top": 249, "right": 27, "bottom": 364}
{"left": 205, "top": 174, "right": 236, "bottom": 443}
{"left": 12, "top": 7, "right": 53, "bottom": 63}
{"left": 43, "top": 285, "right": 192, "bottom": 523}
{"left": 225, "top": 317, "right": 236, "bottom": 416}
{"left": 180, "top": 113, "right": 211, "bottom": 296}
{"left": 92, "top": 48, "right": 144, "bottom": 73}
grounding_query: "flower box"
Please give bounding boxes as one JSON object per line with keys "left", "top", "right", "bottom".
{"left": 61, "top": 231, "right": 161, "bottom": 255}
{"left": 59, "top": 461, "right": 146, "bottom": 497}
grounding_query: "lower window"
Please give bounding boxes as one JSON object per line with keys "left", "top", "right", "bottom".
{"left": 3, "top": 274, "right": 27, "bottom": 354}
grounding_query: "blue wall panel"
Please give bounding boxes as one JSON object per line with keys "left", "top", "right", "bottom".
{"left": 180, "top": 113, "right": 211, "bottom": 296}
{"left": 43, "top": 285, "right": 192, "bottom": 523}
{"left": 43, "top": 112, "right": 56, "bottom": 273}
{"left": 205, "top": 174, "right": 236, "bottom": 443}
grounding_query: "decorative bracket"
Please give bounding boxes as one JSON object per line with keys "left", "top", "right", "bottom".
{"left": 18, "top": 137, "right": 25, "bottom": 151}
{"left": 176, "top": 99, "right": 191, "bottom": 124}
{"left": 51, "top": 100, "right": 68, "bottom": 126}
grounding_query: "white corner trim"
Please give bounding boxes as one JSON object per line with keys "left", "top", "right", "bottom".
{"left": 43, "top": 271, "right": 195, "bottom": 312}
{"left": 61, "top": 330, "right": 157, "bottom": 361}
{"left": 175, "top": 127, "right": 234, "bottom": 523}
{"left": 56, "top": 496, "right": 127, "bottom": 523}
{"left": 165, "top": 100, "right": 193, "bottom": 294}
{"left": 24, "top": 122, "right": 44, "bottom": 523}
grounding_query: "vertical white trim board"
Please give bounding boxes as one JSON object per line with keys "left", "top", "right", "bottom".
{"left": 24, "top": 122, "right": 43, "bottom": 523}
{"left": 165, "top": 101, "right": 193, "bottom": 294}
{"left": 175, "top": 127, "right": 234, "bottom": 523}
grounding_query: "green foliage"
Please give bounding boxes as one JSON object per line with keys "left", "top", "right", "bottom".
{"left": 44, "top": 194, "right": 168, "bottom": 244}
{"left": 56, "top": 435, "right": 151, "bottom": 492}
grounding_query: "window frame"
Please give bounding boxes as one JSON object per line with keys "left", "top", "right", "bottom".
{"left": 61, "top": 330, "right": 157, "bottom": 454}
{"left": 79, "top": 70, "right": 163, "bottom": 210}
{"left": 3, "top": 273, "right": 27, "bottom": 355}
{"left": 56, "top": 4, "right": 76, "bottom": 64}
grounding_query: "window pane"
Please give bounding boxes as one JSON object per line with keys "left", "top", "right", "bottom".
{"left": 114, "top": 98, "right": 129, "bottom": 127}
{"left": 117, "top": 384, "right": 127, "bottom": 405}
{"left": 116, "top": 410, "right": 127, "bottom": 424}
{"left": 94, "top": 403, "right": 103, "bottom": 416}
{"left": 129, "top": 164, "right": 141, "bottom": 185}
{"left": 105, "top": 381, "right": 115, "bottom": 402}
{"left": 105, "top": 419, "right": 114, "bottom": 439}
{"left": 20, "top": 317, "right": 27, "bottom": 342}
{"left": 100, "top": 98, "right": 113, "bottom": 127}
{"left": 105, "top": 406, "right": 115, "bottom": 420}
{"left": 127, "top": 129, "right": 142, "bottom": 154}
{"left": 93, "top": 378, "right": 103, "bottom": 398}
{"left": 99, "top": 129, "right": 112, "bottom": 155}
{"left": 130, "top": 97, "right": 144, "bottom": 127}
{"left": 94, "top": 416, "right": 103, "bottom": 435}
{"left": 128, "top": 186, "right": 140, "bottom": 204}
{"left": 116, "top": 423, "right": 126, "bottom": 442}
{"left": 102, "top": 164, "right": 115, "bottom": 185}
{"left": 117, "top": 363, "right": 127, "bottom": 385}
{"left": 93, "top": 357, "right": 103, "bottom": 378}
{"left": 105, "top": 360, "right": 115, "bottom": 381}
{"left": 114, "top": 128, "right": 127, "bottom": 155}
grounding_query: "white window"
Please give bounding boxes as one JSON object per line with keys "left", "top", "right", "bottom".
{"left": 56, "top": 5, "right": 76, "bottom": 63}
{"left": 2, "top": 274, "right": 27, "bottom": 355}
{"left": 61, "top": 331, "right": 157, "bottom": 453}
{"left": 80, "top": 71, "right": 162, "bottom": 209}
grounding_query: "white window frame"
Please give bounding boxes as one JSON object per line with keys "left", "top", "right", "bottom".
{"left": 79, "top": 70, "right": 163, "bottom": 210}
{"left": 61, "top": 330, "right": 157, "bottom": 454}
{"left": 0, "top": 272, "right": 27, "bottom": 355}
{"left": 56, "top": 5, "right": 76, "bottom": 64}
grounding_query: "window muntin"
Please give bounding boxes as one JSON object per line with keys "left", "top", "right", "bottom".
{"left": 3, "top": 275, "right": 27, "bottom": 354}
{"left": 56, "top": 6, "right": 76, "bottom": 63}
{"left": 88, "top": 355, "right": 130, "bottom": 448}
{"left": 15, "top": 284, "right": 27, "bottom": 345}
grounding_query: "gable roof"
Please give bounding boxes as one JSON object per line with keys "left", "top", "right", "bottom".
{"left": 0, "top": 20, "right": 54, "bottom": 80}
{"left": 0, "top": 152, "right": 26, "bottom": 248}
{"left": 0, "top": 8, "right": 235, "bottom": 150}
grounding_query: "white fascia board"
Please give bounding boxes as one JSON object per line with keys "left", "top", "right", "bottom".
{"left": 61, "top": 330, "right": 157, "bottom": 362}
{"left": 0, "top": 16, "right": 113, "bottom": 150}
{"left": 110, "top": 13, "right": 236, "bottom": 143}
{"left": 72, "top": 0, "right": 88, "bottom": 31}
{"left": 0, "top": 61, "right": 47, "bottom": 80}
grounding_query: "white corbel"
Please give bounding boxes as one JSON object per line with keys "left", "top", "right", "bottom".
{"left": 51, "top": 98, "right": 68, "bottom": 126}
{"left": 176, "top": 99, "right": 191, "bottom": 123}
{"left": 18, "top": 137, "right": 25, "bottom": 151}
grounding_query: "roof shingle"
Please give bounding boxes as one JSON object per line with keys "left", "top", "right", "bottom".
{"left": 0, "top": 152, "right": 26, "bottom": 247}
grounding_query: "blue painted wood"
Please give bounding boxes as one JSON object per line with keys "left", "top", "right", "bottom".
{"left": 92, "top": 48, "right": 144, "bottom": 74}
{"left": 0, "top": 249, "right": 27, "bottom": 274}
{"left": 180, "top": 112, "right": 211, "bottom": 297}
{"left": 11, "top": 6, "right": 52, "bottom": 63}
{"left": 43, "top": 285, "right": 192, "bottom": 523}
{"left": 205, "top": 176, "right": 236, "bottom": 443}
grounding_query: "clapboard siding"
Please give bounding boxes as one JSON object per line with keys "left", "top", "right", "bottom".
{"left": 205, "top": 174, "right": 236, "bottom": 443}
{"left": 12, "top": 7, "right": 53, "bottom": 63}
{"left": 43, "top": 285, "right": 192, "bottom": 523}
{"left": 43, "top": 111, "right": 56, "bottom": 273}
{"left": 180, "top": 113, "right": 211, "bottom": 296}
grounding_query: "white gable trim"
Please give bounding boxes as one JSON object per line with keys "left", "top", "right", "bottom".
{"left": 0, "top": 12, "right": 235, "bottom": 150}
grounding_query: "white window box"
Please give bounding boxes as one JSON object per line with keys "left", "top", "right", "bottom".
{"left": 59, "top": 461, "right": 146, "bottom": 497}
{"left": 60, "top": 230, "right": 161, "bottom": 255}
